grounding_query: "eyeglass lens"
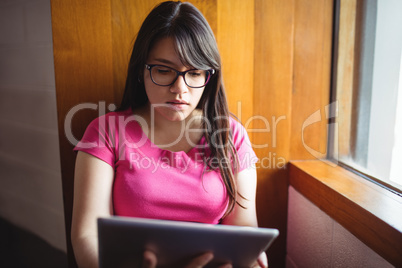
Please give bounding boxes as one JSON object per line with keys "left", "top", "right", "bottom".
{"left": 150, "top": 65, "right": 209, "bottom": 88}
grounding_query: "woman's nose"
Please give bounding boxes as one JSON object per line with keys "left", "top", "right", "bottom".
{"left": 170, "top": 75, "right": 188, "bottom": 94}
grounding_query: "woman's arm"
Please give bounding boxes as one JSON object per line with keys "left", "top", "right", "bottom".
{"left": 220, "top": 167, "right": 268, "bottom": 268}
{"left": 220, "top": 166, "right": 258, "bottom": 227}
{"left": 71, "top": 151, "right": 114, "bottom": 268}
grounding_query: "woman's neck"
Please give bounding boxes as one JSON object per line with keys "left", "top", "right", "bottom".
{"left": 135, "top": 104, "right": 204, "bottom": 152}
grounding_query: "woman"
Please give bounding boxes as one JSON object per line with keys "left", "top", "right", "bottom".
{"left": 71, "top": 1, "right": 268, "bottom": 267}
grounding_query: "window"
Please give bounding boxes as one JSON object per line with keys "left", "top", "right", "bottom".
{"left": 331, "top": 0, "right": 402, "bottom": 193}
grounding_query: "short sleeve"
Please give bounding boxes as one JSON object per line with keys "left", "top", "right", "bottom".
{"left": 74, "top": 114, "right": 116, "bottom": 167}
{"left": 230, "top": 117, "right": 258, "bottom": 172}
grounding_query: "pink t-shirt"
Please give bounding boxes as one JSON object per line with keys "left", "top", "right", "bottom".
{"left": 74, "top": 109, "right": 257, "bottom": 224}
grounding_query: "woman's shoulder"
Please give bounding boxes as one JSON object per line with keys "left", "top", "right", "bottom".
{"left": 85, "top": 108, "right": 141, "bottom": 131}
{"left": 228, "top": 115, "right": 252, "bottom": 147}
{"left": 229, "top": 115, "right": 246, "bottom": 133}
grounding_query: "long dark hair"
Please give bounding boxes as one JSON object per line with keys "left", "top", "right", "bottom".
{"left": 119, "top": 1, "right": 241, "bottom": 218}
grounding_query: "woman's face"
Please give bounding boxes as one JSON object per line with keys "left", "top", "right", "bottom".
{"left": 144, "top": 37, "right": 206, "bottom": 122}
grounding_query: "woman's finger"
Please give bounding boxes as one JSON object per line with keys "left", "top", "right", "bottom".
{"left": 184, "top": 252, "right": 214, "bottom": 268}
{"left": 142, "top": 250, "right": 158, "bottom": 268}
{"left": 257, "top": 252, "right": 268, "bottom": 268}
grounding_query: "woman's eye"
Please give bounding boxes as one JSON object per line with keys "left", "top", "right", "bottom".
{"left": 188, "top": 71, "right": 202, "bottom": 77}
{"left": 156, "top": 68, "right": 172, "bottom": 74}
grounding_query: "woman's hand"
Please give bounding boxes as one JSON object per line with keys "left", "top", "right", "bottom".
{"left": 142, "top": 250, "right": 158, "bottom": 268}
{"left": 254, "top": 252, "right": 268, "bottom": 268}
{"left": 141, "top": 251, "right": 233, "bottom": 268}
{"left": 142, "top": 250, "right": 267, "bottom": 268}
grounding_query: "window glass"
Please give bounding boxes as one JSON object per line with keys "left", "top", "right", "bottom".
{"left": 332, "top": 0, "right": 402, "bottom": 192}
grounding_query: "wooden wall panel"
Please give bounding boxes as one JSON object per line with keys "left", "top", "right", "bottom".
{"left": 254, "top": 1, "right": 295, "bottom": 267}
{"left": 253, "top": 0, "right": 333, "bottom": 267}
{"left": 290, "top": 0, "right": 333, "bottom": 160}
{"left": 217, "top": 0, "right": 254, "bottom": 124}
{"left": 51, "top": 0, "right": 115, "bottom": 266}
{"left": 336, "top": 0, "right": 357, "bottom": 157}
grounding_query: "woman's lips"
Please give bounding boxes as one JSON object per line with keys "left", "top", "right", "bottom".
{"left": 166, "top": 100, "right": 189, "bottom": 110}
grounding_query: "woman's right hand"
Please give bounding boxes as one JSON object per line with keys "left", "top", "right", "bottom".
{"left": 141, "top": 250, "right": 233, "bottom": 268}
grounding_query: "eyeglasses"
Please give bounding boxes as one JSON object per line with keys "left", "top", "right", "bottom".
{"left": 145, "top": 64, "right": 215, "bottom": 88}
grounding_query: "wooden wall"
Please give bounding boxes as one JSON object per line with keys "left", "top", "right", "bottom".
{"left": 253, "top": 1, "right": 332, "bottom": 267}
{"left": 51, "top": 0, "right": 333, "bottom": 267}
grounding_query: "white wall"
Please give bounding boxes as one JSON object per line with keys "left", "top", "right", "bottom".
{"left": 286, "top": 186, "right": 393, "bottom": 268}
{"left": 0, "top": 0, "right": 66, "bottom": 252}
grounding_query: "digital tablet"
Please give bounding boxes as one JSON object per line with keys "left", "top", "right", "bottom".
{"left": 98, "top": 216, "right": 279, "bottom": 268}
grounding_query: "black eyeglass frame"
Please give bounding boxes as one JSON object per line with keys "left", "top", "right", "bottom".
{"left": 145, "top": 64, "right": 215, "bottom": 88}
